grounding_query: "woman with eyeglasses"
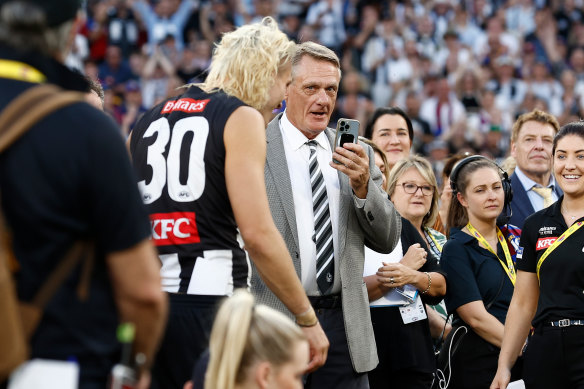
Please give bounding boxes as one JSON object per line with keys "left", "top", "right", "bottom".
{"left": 440, "top": 156, "right": 521, "bottom": 389}
{"left": 364, "top": 155, "right": 447, "bottom": 388}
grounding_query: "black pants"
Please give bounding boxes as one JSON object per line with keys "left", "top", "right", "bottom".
{"left": 523, "top": 325, "right": 584, "bottom": 389}
{"left": 150, "top": 294, "right": 222, "bottom": 389}
{"left": 446, "top": 327, "right": 500, "bottom": 389}
{"left": 304, "top": 306, "right": 368, "bottom": 389}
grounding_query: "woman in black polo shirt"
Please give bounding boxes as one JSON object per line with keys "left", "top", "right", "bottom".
{"left": 492, "top": 122, "right": 584, "bottom": 389}
{"left": 440, "top": 156, "right": 520, "bottom": 389}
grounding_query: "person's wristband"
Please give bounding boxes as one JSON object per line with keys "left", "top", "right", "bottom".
{"left": 421, "top": 272, "right": 431, "bottom": 295}
{"left": 295, "top": 306, "right": 318, "bottom": 327}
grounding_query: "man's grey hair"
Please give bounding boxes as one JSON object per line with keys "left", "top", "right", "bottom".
{"left": 0, "top": 1, "right": 77, "bottom": 58}
{"left": 291, "top": 41, "right": 341, "bottom": 80}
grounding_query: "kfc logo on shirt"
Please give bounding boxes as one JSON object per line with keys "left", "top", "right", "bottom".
{"left": 161, "top": 98, "right": 209, "bottom": 114}
{"left": 150, "top": 212, "right": 200, "bottom": 246}
{"left": 536, "top": 237, "right": 557, "bottom": 251}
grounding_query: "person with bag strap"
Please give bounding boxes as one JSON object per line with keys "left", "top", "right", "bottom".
{"left": 492, "top": 122, "right": 584, "bottom": 389}
{"left": 0, "top": 84, "right": 95, "bottom": 382}
{"left": 440, "top": 156, "right": 521, "bottom": 389}
{"left": 0, "top": 0, "right": 167, "bottom": 387}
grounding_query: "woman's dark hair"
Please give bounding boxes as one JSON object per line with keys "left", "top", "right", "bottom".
{"left": 442, "top": 152, "right": 472, "bottom": 181}
{"left": 363, "top": 107, "right": 414, "bottom": 142}
{"left": 552, "top": 121, "right": 584, "bottom": 155}
{"left": 446, "top": 158, "right": 501, "bottom": 232}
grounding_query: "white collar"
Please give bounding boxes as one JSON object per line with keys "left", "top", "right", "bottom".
{"left": 280, "top": 111, "right": 330, "bottom": 152}
{"left": 514, "top": 166, "right": 556, "bottom": 191}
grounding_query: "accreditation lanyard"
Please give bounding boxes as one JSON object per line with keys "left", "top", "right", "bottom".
{"left": 466, "top": 223, "right": 516, "bottom": 286}
{"left": 537, "top": 221, "right": 584, "bottom": 283}
{"left": 0, "top": 59, "right": 46, "bottom": 83}
{"left": 425, "top": 228, "right": 443, "bottom": 253}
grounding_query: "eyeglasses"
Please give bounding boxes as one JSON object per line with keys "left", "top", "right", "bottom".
{"left": 400, "top": 182, "right": 434, "bottom": 196}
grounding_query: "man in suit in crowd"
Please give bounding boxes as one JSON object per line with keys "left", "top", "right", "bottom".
{"left": 250, "top": 41, "right": 401, "bottom": 388}
{"left": 508, "top": 109, "right": 561, "bottom": 229}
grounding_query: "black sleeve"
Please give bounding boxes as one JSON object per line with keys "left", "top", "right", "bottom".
{"left": 86, "top": 110, "right": 151, "bottom": 253}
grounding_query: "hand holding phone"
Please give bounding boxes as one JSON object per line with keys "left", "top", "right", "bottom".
{"left": 333, "top": 118, "right": 359, "bottom": 164}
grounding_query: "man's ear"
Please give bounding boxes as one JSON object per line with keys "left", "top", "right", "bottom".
{"left": 510, "top": 141, "right": 517, "bottom": 159}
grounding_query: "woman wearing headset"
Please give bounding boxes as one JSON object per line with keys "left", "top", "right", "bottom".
{"left": 439, "top": 156, "right": 521, "bottom": 389}
{"left": 491, "top": 122, "right": 584, "bottom": 389}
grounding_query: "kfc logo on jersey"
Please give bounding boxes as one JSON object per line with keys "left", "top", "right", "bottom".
{"left": 161, "top": 98, "right": 210, "bottom": 114}
{"left": 150, "top": 212, "right": 200, "bottom": 246}
{"left": 536, "top": 237, "right": 557, "bottom": 251}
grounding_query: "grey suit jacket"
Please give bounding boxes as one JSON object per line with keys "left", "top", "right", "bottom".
{"left": 250, "top": 113, "right": 401, "bottom": 373}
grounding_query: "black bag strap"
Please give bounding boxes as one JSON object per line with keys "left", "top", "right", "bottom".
{"left": 0, "top": 83, "right": 93, "bottom": 313}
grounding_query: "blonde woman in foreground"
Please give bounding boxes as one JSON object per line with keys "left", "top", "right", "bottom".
{"left": 197, "top": 289, "right": 308, "bottom": 389}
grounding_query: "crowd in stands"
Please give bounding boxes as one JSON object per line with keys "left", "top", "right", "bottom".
{"left": 77, "top": 0, "right": 583, "bottom": 177}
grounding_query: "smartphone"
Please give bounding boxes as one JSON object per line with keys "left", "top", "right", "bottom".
{"left": 333, "top": 118, "right": 360, "bottom": 164}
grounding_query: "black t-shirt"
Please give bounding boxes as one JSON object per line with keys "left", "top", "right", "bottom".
{"left": 441, "top": 227, "right": 517, "bottom": 324}
{"left": 130, "top": 86, "right": 249, "bottom": 296}
{"left": 517, "top": 197, "right": 584, "bottom": 327}
{"left": 0, "top": 47, "right": 150, "bottom": 383}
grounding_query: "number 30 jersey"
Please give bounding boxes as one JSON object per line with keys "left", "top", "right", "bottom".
{"left": 130, "top": 86, "right": 250, "bottom": 295}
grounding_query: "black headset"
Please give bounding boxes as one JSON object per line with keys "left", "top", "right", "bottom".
{"left": 449, "top": 155, "right": 513, "bottom": 224}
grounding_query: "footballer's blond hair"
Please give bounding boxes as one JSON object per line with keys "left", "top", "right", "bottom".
{"left": 199, "top": 17, "right": 295, "bottom": 110}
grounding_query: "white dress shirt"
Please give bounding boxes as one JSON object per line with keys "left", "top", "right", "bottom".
{"left": 280, "top": 112, "right": 341, "bottom": 295}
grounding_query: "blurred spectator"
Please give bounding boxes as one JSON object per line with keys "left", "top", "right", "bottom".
{"left": 131, "top": 0, "right": 196, "bottom": 53}
{"left": 504, "top": 0, "right": 536, "bottom": 37}
{"left": 553, "top": 0, "right": 583, "bottom": 41}
{"left": 175, "top": 40, "right": 211, "bottom": 84}
{"left": 305, "top": 0, "right": 347, "bottom": 55}
{"left": 119, "top": 79, "right": 148, "bottom": 136}
{"left": 451, "top": 4, "right": 483, "bottom": 50}
{"left": 524, "top": 60, "right": 563, "bottom": 117}
{"left": 404, "top": 89, "right": 432, "bottom": 154}
{"left": 558, "top": 68, "right": 584, "bottom": 124}
{"left": 98, "top": 44, "right": 135, "bottom": 92}
{"left": 428, "top": 0, "right": 455, "bottom": 45}
{"left": 419, "top": 77, "right": 466, "bottom": 140}
{"left": 140, "top": 44, "right": 176, "bottom": 108}
{"left": 334, "top": 70, "right": 374, "bottom": 132}
{"left": 280, "top": 11, "right": 302, "bottom": 42}
{"left": 104, "top": 0, "right": 141, "bottom": 57}
{"left": 199, "top": 0, "right": 236, "bottom": 44}
{"left": 435, "top": 29, "right": 472, "bottom": 76}
{"left": 486, "top": 55, "right": 527, "bottom": 119}
{"left": 453, "top": 67, "right": 483, "bottom": 114}
{"left": 65, "top": 29, "right": 90, "bottom": 73}
{"left": 360, "top": 10, "right": 394, "bottom": 108}
{"left": 569, "top": 47, "right": 584, "bottom": 81}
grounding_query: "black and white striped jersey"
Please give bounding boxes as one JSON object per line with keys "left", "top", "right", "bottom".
{"left": 130, "top": 86, "right": 251, "bottom": 295}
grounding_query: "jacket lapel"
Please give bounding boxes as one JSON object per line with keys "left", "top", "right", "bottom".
{"left": 266, "top": 114, "right": 300, "bottom": 251}
{"left": 325, "top": 128, "right": 349, "bottom": 257}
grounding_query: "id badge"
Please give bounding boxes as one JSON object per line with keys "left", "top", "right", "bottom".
{"left": 399, "top": 295, "right": 427, "bottom": 324}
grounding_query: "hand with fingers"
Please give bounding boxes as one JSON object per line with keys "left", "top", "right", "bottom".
{"left": 330, "top": 143, "right": 370, "bottom": 199}
{"left": 376, "top": 243, "right": 427, "bottom": 288}
{"left": 399, "top": 243, "right": 427, "bottom": 271}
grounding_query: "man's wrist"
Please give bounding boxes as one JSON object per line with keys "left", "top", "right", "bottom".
{"left": 295, "top": 306, "right": 318, "bottom": 327}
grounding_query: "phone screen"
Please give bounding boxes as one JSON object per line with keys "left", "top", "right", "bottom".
{"left": 339, "top": 133, "right": 355, "bottom": 147}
